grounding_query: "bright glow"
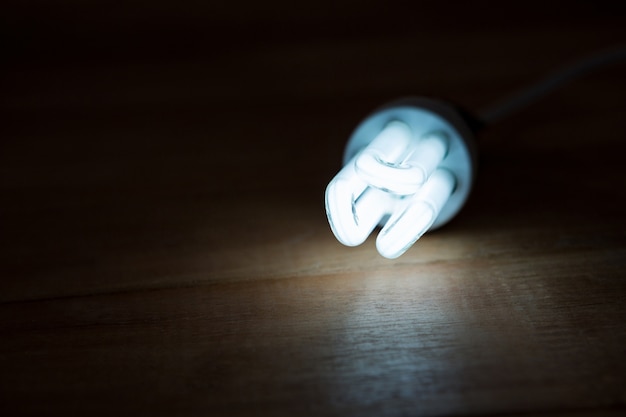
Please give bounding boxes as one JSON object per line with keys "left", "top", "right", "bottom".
{"left": 354, "top": 121, "right": 424, "bottom": 195}
{"left": 325, "top": 157, "right": 394, "bottom": 247}
{"left": 376, "top": 169, "right": 455, "bottom": 259}
{"left": 326, "top": 121, "right": 456, "bottom": 258}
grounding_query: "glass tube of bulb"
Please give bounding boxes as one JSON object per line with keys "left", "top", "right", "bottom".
{"left": 326, "top": 120, "right": 456, "bottom": 257}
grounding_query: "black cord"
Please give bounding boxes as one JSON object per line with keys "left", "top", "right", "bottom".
{"left": 478, "top": 46, "right": 626, "bottom": 125}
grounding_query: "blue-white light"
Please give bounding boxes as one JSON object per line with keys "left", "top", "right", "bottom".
{"left": 325, "top": 100, "right": 476, "bottom": 259}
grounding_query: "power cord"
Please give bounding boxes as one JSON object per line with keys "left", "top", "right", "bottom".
{"left": 478, "top": 46, "right": 626, "bottom": 125}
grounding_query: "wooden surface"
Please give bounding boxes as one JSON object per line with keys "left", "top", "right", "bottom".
{"left": 2, "top": 2, "right": 626, "bottom": 416}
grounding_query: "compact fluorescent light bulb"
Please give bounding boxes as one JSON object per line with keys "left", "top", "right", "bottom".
{"left": 325, "top": 98, "right": 478, "bottom": 259}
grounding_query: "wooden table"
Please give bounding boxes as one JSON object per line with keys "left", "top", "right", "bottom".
{"left": 2, "top": 2, "right": 626, "bottom": 415}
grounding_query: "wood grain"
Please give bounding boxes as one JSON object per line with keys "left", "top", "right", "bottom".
{"left": 2, "top": 1, "right": 626, "bottom": 416}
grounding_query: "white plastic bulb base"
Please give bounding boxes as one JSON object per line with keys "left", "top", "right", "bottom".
{"left": 325, "top": 97, "right": 478, "bottom": 259}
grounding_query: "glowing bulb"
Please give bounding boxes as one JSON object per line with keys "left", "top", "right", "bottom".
{"left": 325, "top": 160, "right": 394, "bottom": 246}
{"left": 376, "top": 169, "right": 456, "bottom": 259}
{"left": 325, "top": 98, "right": 477, "bottom": 258}
{"left": 353, "top": 121, "right": 424, "bottom": 195}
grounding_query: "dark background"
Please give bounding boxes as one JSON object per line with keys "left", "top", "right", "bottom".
{"left": 5, "top": 1, "right": 626, "bottom": 113}
{"left": 2, "top": 1, "right": 626, "bottom": 416}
